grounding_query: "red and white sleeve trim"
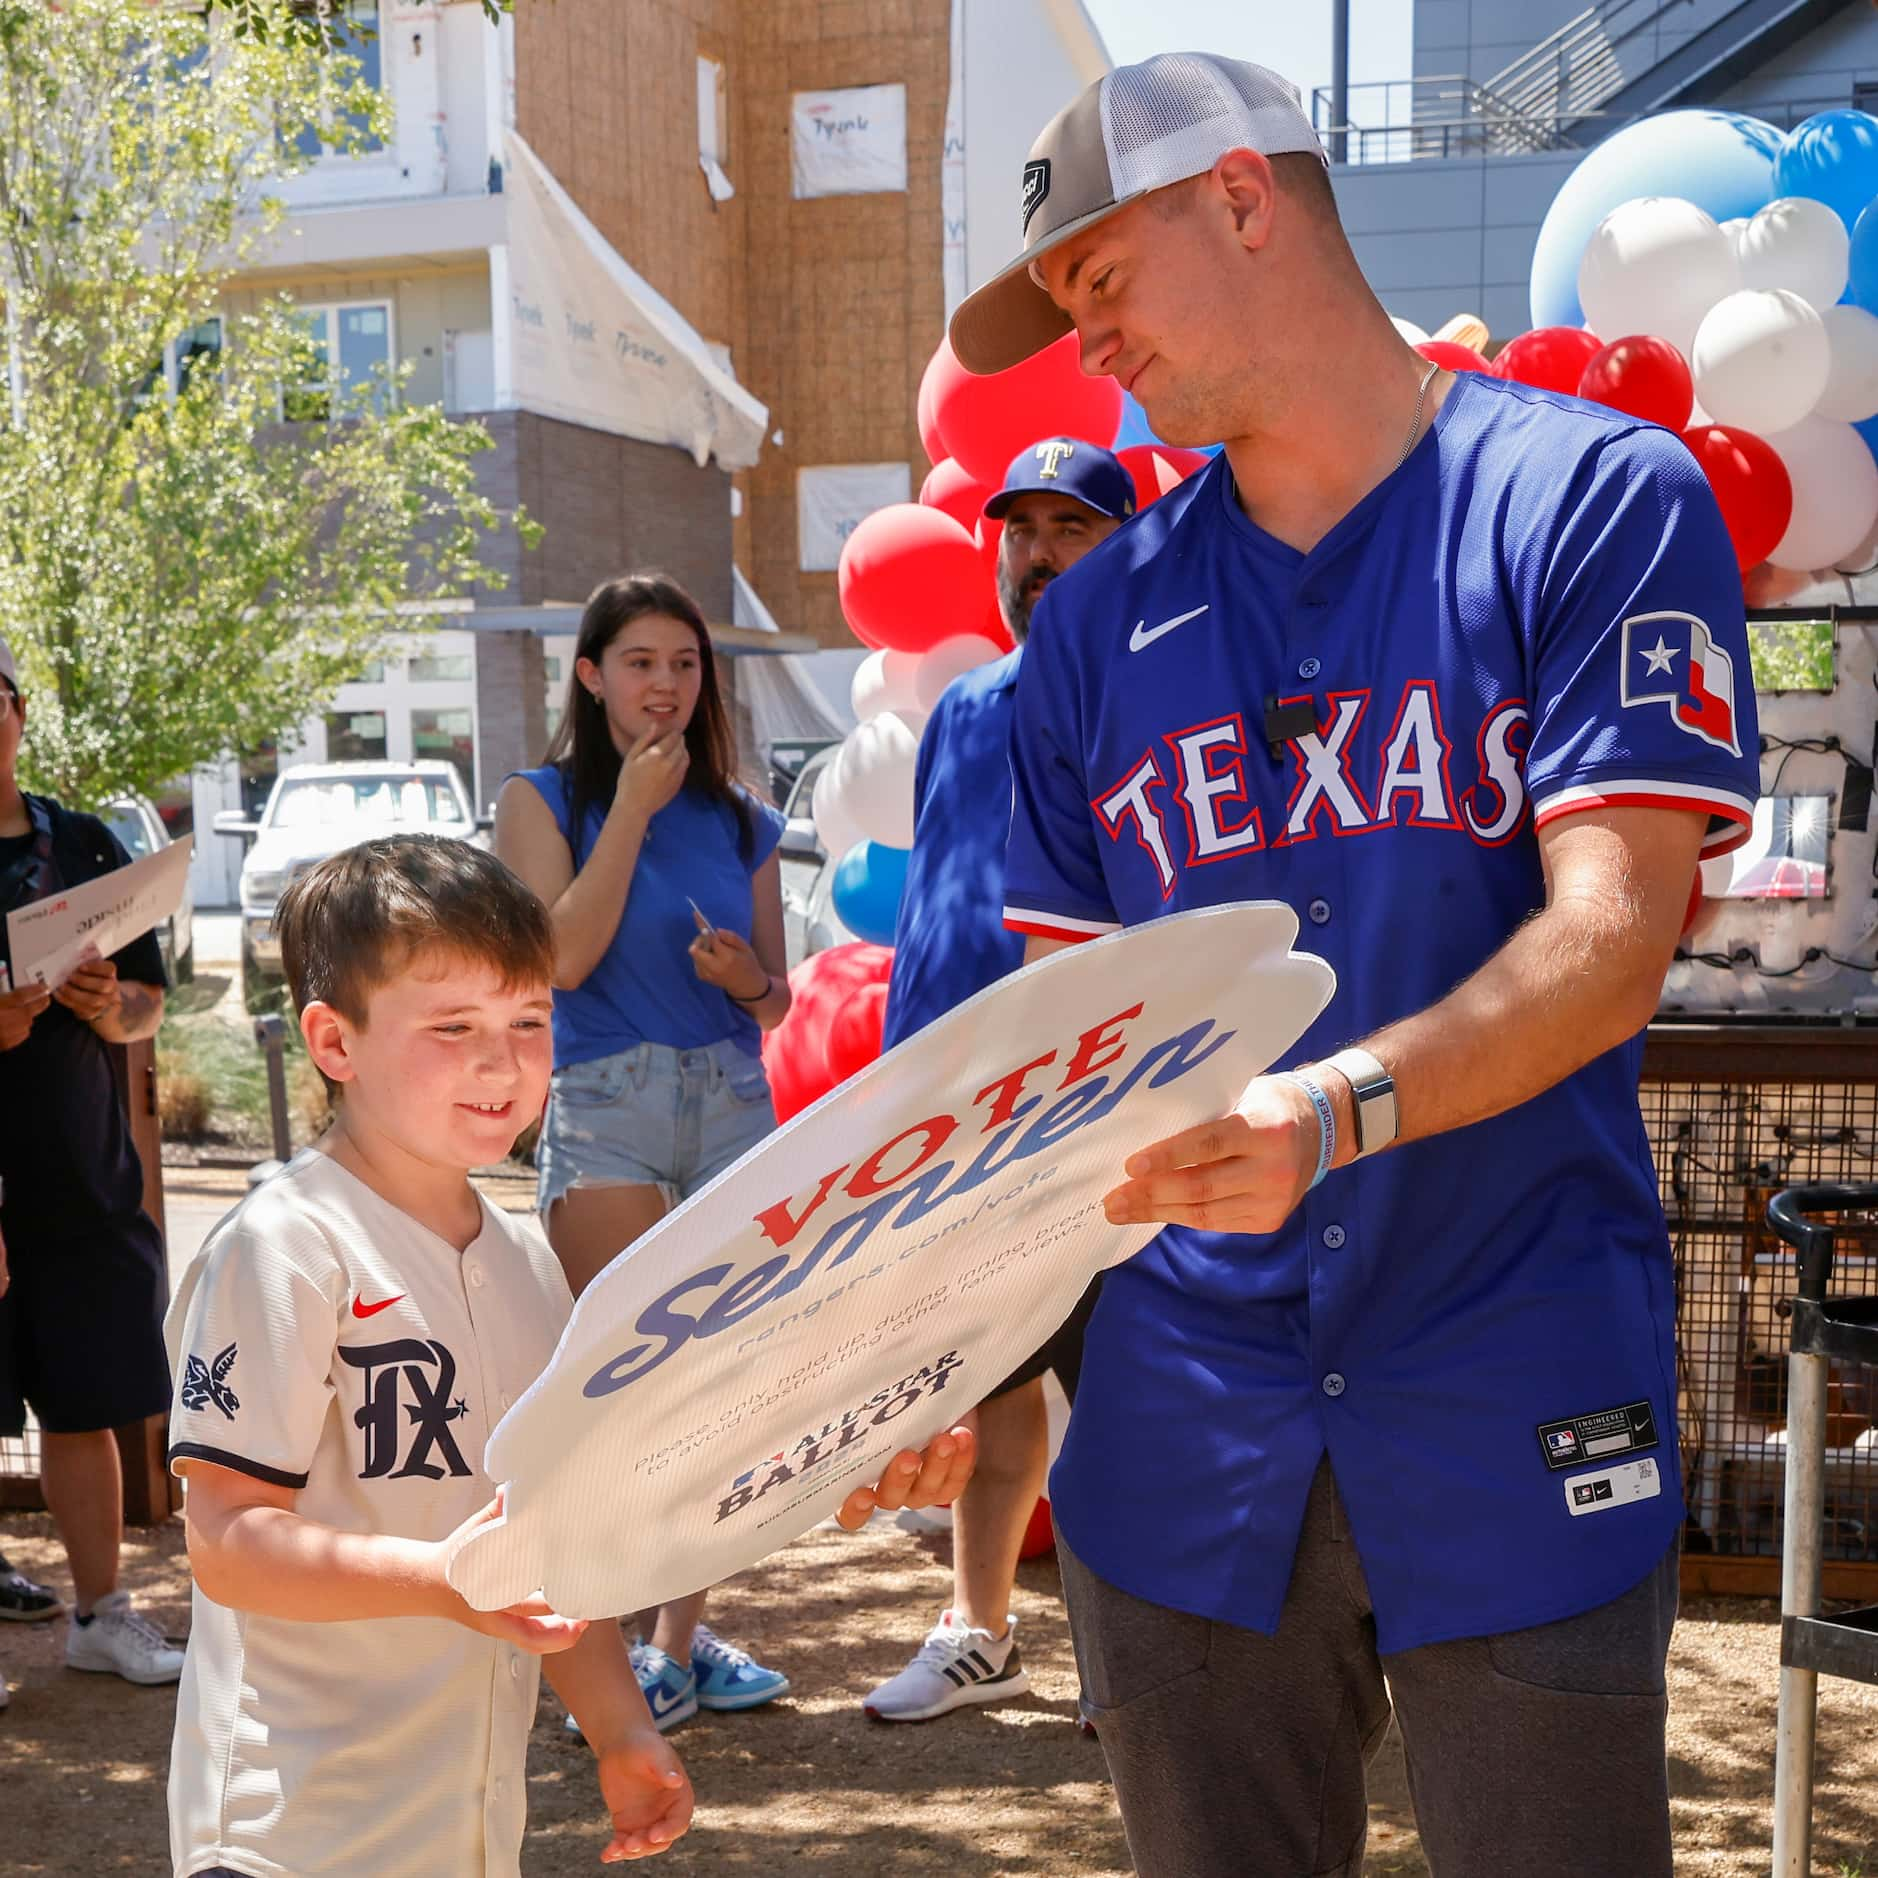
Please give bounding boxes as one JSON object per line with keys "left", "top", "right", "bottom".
{"left": 1533, "top": 780, "right": 1757, "bottom": 857}
{"left": 1003, "top": 904, "right": 1121, "bottom": 943}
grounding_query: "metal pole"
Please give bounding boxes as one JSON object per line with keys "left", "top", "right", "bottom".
{"left": 251, "top": 1013, "right": 292, "bottom": 1180}
{"left": 1771, "top": 1346, "right": 1827, "bottom": 1877}
{"left": 1330, "top": 0, "right": 1350, "bottom": 166}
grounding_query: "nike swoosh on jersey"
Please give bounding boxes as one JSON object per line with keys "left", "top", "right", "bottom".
{"left": 1129, "top": 604, "right": 1209, "bottom": 652}
{"left": 351, "top": 1293, "right": 406, "bottom": 1319}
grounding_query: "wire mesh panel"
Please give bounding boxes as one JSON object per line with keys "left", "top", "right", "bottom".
{"left": 1643, "top": 1029, "right": 1878, "bottom": 1593}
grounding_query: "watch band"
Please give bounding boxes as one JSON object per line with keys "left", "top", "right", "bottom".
{"left": 1324, "top": 1047, "right": 1397, "bottom": 1159}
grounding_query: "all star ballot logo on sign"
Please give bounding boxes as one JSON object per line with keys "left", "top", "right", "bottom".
{"left": 446, "top": 903, "right": 1333, "bottom": 1622}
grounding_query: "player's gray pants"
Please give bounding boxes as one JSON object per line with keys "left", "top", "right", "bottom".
{"left": 1059, "top": 1459, "right": 1678, "bottom": 1878}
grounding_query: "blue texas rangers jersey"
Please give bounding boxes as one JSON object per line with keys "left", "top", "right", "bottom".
{"left": 880, "top": 650, "right": 1027, "bottom": 1051}
{"left": 1004, "top": 371, "right": 1759, "bottom": 1652}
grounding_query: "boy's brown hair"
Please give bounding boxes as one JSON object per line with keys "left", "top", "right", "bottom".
{"left": 276, "top": 836, "right": 555, "bottom": 1091}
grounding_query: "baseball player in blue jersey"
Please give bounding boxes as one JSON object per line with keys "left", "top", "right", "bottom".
{"left": 864, "top": 437, "right": 1132, "bottom": 1723}
{"left": 949, "top": 54, "right": 1759, "bottom": 1878}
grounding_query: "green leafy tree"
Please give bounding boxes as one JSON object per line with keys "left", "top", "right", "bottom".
{"left": 0, "top": 0, "right": 526, "bottom": 807}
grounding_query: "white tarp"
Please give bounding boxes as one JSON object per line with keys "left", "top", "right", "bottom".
{"left": 943, "top": 0, "right": 967, "bottom": 316}
{"left": 797, "top": 462, "right": 911, "bottom": 572}
{"left": 496, "top": 132, "right": 767, "bottom": 471}
{"left": 446, "top": 903, "right": 1333, "bottom": 1619}
{"left": 792, "top": 84, "right": 909, "bottom": 199}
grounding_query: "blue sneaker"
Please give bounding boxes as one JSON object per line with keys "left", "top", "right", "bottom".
{"left": 632, "top": 1642, "right": 699, "bottom": 1732}
{"left": 690, "top": 1624, "right": 791, "bottom": 1711}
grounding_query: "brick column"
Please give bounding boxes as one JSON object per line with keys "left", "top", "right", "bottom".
{"left": 473, "top": 629, "right": 547, "bottom": 811}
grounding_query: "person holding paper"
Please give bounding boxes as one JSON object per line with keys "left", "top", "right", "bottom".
{"left": 951, "top": 54, "right": 1758, "bottom": 1878}
{"left": 494, "top": 574, "right": 795, "bottom": 1732}
{"left": 0, "top": 633, "right": 182, "bottom": 1688}
{"left": 863, "top": 437, "right": 1130, "bottom": 1725}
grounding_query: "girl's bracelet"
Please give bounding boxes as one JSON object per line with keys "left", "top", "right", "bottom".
{"left": 728, "top": 976, "right": 774, "bottom": 1007}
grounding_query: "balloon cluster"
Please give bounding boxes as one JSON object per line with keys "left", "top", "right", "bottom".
{"left": 813, "top": 333, "right": 1209, "bottom": 958}
{"left": 1512, "top": 107, "right": 1878, "bottom": 581}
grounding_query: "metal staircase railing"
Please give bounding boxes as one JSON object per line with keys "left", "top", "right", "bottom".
{"left": 1482, "top": 0, "right": 1697, "bottom": 133}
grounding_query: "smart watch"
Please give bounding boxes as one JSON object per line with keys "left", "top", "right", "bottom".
{"left": 1323, "top": 1047, "right": 1398, "bottom": 1159}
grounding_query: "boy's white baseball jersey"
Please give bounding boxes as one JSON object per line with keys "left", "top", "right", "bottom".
{"left": 165, "top": 1149, "right": 573, "bottom": 1878}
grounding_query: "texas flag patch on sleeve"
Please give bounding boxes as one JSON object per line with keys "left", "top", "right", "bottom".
{"left": 1619, "top": 610, "right": 1742, "bottom": 757}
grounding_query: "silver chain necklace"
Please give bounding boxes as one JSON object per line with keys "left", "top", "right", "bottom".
{"left": 1394, "top": 358, "right": 1441, "bottom": 473}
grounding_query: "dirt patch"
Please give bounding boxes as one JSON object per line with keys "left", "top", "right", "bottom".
{"left": 3, "top": 1510, "right": 1874, "bottom": 1876}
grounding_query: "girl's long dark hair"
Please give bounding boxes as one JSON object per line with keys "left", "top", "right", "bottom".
{"left": 543, "top": 572, "right": 753, "bottom": 863}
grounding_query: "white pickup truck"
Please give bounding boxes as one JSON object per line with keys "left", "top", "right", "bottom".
{"left": 213, "top": 760, "right": 486, "bottom": 996}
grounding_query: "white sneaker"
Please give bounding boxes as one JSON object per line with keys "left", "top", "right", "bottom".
{"left": 64, "top": 1590, "right": 184, "bottom": 1685}
{"left": 862, "top": 1609, "right": 1028, "bottom": 1722}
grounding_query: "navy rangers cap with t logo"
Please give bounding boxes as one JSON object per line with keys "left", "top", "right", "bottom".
{"left": 983, "top": 436, "right": 1135, "bottom": 523}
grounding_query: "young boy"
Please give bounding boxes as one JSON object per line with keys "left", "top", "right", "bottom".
{"left": 166, "top": 835, "right": 973, "bottom": 1875}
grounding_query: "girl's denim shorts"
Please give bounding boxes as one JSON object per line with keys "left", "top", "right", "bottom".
{"left": 536, "top": 1036, "right": 776, "bottom": 1214}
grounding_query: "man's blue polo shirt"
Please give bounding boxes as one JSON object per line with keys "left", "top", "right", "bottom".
{"left": 1002, "top": 372, "right": 1759, "bottom": 1653}
{"left": 880, "top": 651, "right": 1025, "bottom": 1051}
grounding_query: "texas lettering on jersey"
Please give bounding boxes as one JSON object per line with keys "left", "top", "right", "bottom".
{"left": 339, "top": 1337, "right": 473, "bottom": 1481}
{"left": 1092, "top": 679, "right": 1531, "bottom": 897}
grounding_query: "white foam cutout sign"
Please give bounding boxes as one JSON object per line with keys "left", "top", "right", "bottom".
{"left": 448, "top": 904, "right": 1334, "bottom": 1619}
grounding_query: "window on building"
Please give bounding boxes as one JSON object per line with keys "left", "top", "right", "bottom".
{"left": 283, "top": 301, "right": 393, "bottom": 421}
{"left": 408, "top": 651, "right": 473, "bottom": 682}
{"left": 350, "top": 657, "right": 386, "bottom": 684}
{"left": 412, "top": 707, "right": 475, "bottom": 798}
{"left": 291, "top": 1, "right": 384, "bottom": 158}
{"left": 131, "top": 317, "right": 224, "bottom": 410}
{"left": 325, "top": 709, "right": 388, "bottom": 763}
{"left": 698, "top": 54, "right": 734, "bottom": 202}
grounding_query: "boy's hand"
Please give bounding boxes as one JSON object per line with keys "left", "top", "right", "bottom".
{"left": 438, "top": 1497, "right": 588, "bottom": 1655}
{"left": 835, "top": 1414, "right": 977, "bottom": 1531}
{"left": 596, "top": 1732, "right": 693, "bottom": 1861}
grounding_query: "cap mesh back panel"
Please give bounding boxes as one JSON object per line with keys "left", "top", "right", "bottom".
{"left": 1101, "top": 54, "right": 1325, "bottom": 200}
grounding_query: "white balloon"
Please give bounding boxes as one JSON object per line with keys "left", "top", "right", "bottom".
{"left": 912, "top": 634, "right": 1005, "bottom": 714}
{"left": 1691, "top": 289, "right": 1829, "bottom": 434}
{"left": 1389, "top": 315, "right": 1430, "bottom": 345}
{"left": 831, "top": 711, "right": 924, "bottom": 848}
{"left": 1764, "top": 415, "right": 1878, "bottom": 571}
{"left": 1815, "top": 303, "right": 1878, "bottom": 421}
{"left": 849, "top": 647, "right": 921, "bottom": 724}
{"left": 1735, "top": 195, "right": 1850, "bottom": 311}
{"left": 1577, "top": 197, "right": 1740, "bottom": 356}
{"left": 1719, "top": 216, "right": 1749, "bottom": 254}
{"left": 810, "top": 759, "right": 864, "bottom": 860}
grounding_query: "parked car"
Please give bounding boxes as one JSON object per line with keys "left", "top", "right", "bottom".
{"left": 102, "top": 794, "right": 195, "bottom": 984}
{"left": 213, "top": 761, "right": 484, "bottom": 999}
{"left": 776, "top": 746, "right": 856, "bottom": 966}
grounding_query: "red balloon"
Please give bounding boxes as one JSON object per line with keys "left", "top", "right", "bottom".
{"left": 838, "top": 504, "right": 989, "bottom": 654}
{"left": 825, "top": 981, "right": 890, "bottom": 1085}
{"left": 1490, "top": 326, "right": 1604, "bottom": 395}
{"left": 1577, "top": 336, "right": 1693, "bottom": 431}
{"left": 930, "top": 331, "right": 1123, "bottom": 487}
{"left": 1117, "top": 443, "right": 1212, "bottom": 511}
{"left": 760, "top": 944, "right": 894, "bottom": 1123}
{"left": 1018, "top": 1495, "right": 1055, "bottom": 1560}
{"left": 918, "top": 457, "right": 994, "bottom": 533}
{"left": 916, "top": 341, "right": 951, "bottom": 467}
{"left": 1679, "top": 424, "right": 1795, "bottom": 574}
{"left": 1416, "top": 340, "right": 1489, "bottom": 374}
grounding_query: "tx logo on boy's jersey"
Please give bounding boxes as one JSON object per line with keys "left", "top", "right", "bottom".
{"left": 340, "top": 1337, "right": 472, "bottom": 1481}
{"left": 1619, "top": 610, "right": 1740, "bottom": 756}
{"left": 1091, "top": 681, "right": 1532, "bottom": 896}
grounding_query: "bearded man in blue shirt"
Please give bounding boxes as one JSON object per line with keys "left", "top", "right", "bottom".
{"left": 947, "top": 53, "right": 1759, "bottom": 1878}
{"left": 861, "top": 437, "right": 1131, "bottom": 1724}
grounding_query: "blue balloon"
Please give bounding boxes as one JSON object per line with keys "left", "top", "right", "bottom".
{"left": 1529, "top": 110, "right": 1784, "bottom": 331}
{"left": 1774, "top": 109, "right": 1878, "bottom": 235}
{"left": 830, "top": 840, "right": 910, "bottom": 947}
{"left": 1847, "top": 198, "right": 1878, "bottom": 310}
{"left": 1855, "top": 414, "right": 1878, "bottom": 476}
